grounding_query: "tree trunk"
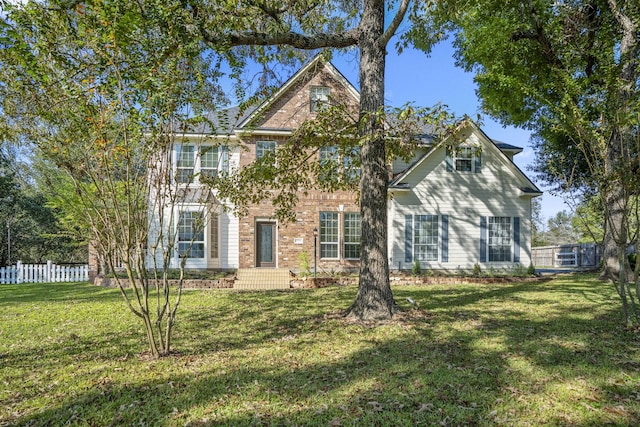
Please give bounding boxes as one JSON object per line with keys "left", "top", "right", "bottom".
{"left": 601, "top": 175, "right": 625, "bottom": 281}
{"left": 346, "top": 0, "right": 397, "bottom": 320}
{"left": 601, "top": 2, "right": 638, "bottom": 327}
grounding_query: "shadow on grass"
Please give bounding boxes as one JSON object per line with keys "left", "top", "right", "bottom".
{"left": 0, "top": 281, "right": 123, "bottom": 305}
{"left": 5, "top": 276, "right": 640, "bottom": 426}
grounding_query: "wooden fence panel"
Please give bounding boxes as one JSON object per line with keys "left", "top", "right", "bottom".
{"left": 532, "top": 243, "right": 601, "bottom": 268}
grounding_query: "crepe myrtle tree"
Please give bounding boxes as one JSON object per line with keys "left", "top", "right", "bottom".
{"left": 0, "top": 0, "right": 226, "bottom": 357}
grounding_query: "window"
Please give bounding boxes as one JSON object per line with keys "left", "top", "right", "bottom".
{"left": 488, "top": 217, "right": 511, "bottom": 262}
{"left": 344, "top": 213, "right": 361, "bottom": 259}
{"left": 176, "top": 145, "right": 195, "bottom": 183}
{"left": 320, "top": 146, "right": 360, "bottom": 182}
{"left": 406, "top": 214, "right": 448, "bottom": 264}
{"left": 319, "top": 146, "right": 340, "bottom": 180}
{"left": 455, "top": 147, "right": 473, "bottom": 172}
{"left": 343, "top": 147, "right": 361, "bottom": 181}
{"left": 414, "top": 215, "right": 439, "bottom": 261}
{"left": 310, "top": 86, "right": 330, "bottom": 112}
{"left": 447, "top": 146, "right": 481, "bottom": 173}
{"left": 320, "top": 212, "right": 339, "bottom": 258}
{"left": 177, "top": 144, "right": 228, "bottom": 183}
{"left": 177, "top": 211, "right": 205, "bottom": 258}
{"left": 200, "top": 146, "right": 225, "bottom": 179}
{"left": 256, "top": 141, "right": 277, "bottom": 161}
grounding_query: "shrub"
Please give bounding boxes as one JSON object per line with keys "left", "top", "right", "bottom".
{"left": 412, "top": 260, "right": 421, "bottom": 276}
{"left": 527, "top": 263, "right": 536, "bottom": 275}
{"left": 472, "top": 262, "right": 482, "bottom": 277}
{"left": 298, "top": 251, "right": 312, "bottom": 276}
{"left": 511, "top": 263, "right": 528, "bottom": 277}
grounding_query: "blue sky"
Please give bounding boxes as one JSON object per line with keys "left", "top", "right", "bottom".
{"left": 329, "top": 41, "right": 570, "bottom": 222}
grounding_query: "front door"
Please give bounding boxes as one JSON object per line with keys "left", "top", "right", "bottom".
{"left": 256, "top": 222, "right": 276, "bottom": 267}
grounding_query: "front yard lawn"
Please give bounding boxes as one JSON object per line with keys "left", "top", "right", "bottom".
{"left": 1, "top": 274, "right": 639, "bottom": 426}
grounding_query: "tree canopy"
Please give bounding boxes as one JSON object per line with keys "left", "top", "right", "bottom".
{"left": 417, "top": 0, "right": 640, "bottom": 325}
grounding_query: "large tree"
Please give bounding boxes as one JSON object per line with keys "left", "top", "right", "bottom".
{"left": 418, "top": 0, "right": 640, "bottom": 324}
{"left": 1, "top": 0, "right": 225, "bottom": 356}
{"left": 184, "top": 0, "right": 438, "bottom": 320}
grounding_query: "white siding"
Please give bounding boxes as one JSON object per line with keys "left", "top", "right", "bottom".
{"left": 388, "top": 131, "right": 534, "bottom": 271}
{"left": 220, "top": 211, "right": 239, "bottom": 269}
{"left": 220, "top": 148, "right": 241, "bottom": 269}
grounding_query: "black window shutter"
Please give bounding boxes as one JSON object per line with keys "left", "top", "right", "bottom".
{"left": 405, "top": 215, "right": 413, "bottom": 263}
{"left": 480, "top": 216, "right": 487, "bottom": 263}
{"left": 445, "top": 148, "right": 453, "bottom": 172}
{"left": 475, "top": 152, "right": 482, "bottom": 173}
{"left": 441, "top": 215, "right": 449, "bottom": 262}
{"left": 513, "top": 217, "right": 520, "bottom": 263}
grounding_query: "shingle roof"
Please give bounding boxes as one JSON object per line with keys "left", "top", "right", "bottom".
{"left": 176, "top": 105, "right": 257, "bottom": 135}
{"left": 493, "top": 140, "right": 523, "bottom": 152}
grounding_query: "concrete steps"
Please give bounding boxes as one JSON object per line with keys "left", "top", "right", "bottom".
{"left": 234, "top": 268, "right": 291, "bottom": 290}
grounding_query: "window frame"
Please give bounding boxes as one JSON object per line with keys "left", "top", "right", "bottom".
{"left": 319, "top": 145, "right": 340, "bottom": 180}
{"left": 414, "top": 215, "right": 439, "bottom": 262}
{"left": 176, "top": 144, "right": 229, "bottom": 184}
{"left": 319, "top": 212, "right": 339, "bottom": 259}
{"left": 176, "top": 145, "right": 196, "bottom": 184}
{"left": 319, "top": 145, "right": 360, "bottom": 182}
{"left": 488, "top": 216, "right": 512, "bottom": 262}
{"left": 343, "top": 212, "right": 361, "bottom": 260}
{"left": 256, "top": 140, "right": 277, "bottom": 162}
{"left": 455, "top": 146, "right": 474, "bottom": 172}
{"left": 310, "top": 86, "right": 330, "bottom": 112}
{"left": 200, "top": 146, "right": 221, "bottom": 179}
{"left": 177, "top": 211, "right": 205, "bottom": 259}
{"left": 343, "top": 147, "right": 361, "bottom": 181}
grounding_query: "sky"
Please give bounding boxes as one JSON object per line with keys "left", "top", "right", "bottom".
{"left": 328, "top": 41, "right": 571, "bottom": 222}
{"left": 1, "top": 1, "right": 569, "bottom": 221}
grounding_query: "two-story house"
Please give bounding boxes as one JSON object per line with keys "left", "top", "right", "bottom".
{"left": 143, "top": 54, "right": 541, "bottom": 287}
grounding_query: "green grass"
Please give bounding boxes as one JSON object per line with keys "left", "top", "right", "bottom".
{"left": 1, "top": 274, "right": 639, "bottom": 426}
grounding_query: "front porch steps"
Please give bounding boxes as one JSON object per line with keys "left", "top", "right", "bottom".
{"left": 234, "top": 268, "right": 292, "bottom": 290}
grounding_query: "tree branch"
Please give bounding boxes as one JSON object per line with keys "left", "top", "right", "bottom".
{"left": 190, "top": 1, "right": 360, "bottom": 51}
{"left": 511, "top": 1, "right": 563, "bottom": 69}
{"left": 378, "top": 0, "right": 411, "bottom": 48}
{"left": 224, "top": 29, "right": 360, "bottom": 49}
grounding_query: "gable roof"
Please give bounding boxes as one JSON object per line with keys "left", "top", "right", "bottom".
{"left": 237, "top": 54, "right": 360, "bottom": 130}
{"left": 389, "top": 120, "right": 542, "bottom": 196}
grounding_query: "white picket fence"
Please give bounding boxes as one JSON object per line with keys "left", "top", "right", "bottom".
{"left": 0, "top": 261, "right": 89, "bottom": 284}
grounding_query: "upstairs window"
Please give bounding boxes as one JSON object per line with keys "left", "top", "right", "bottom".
{"left": 446, "top": 145, "right": 482, "bottom": 173}
{"left": 256, "top": 141, "right": 277, "bottom": 161}
{"left": 455, "top": 147, "right": 473, "bottom": 172}
{"left": 319, "top": 146, "right": 360, "bottom": 182}
{"left": 176, "top": 144, "right": 229, "bottom": 184}
{"left": 176, "top": 145, "right": 195, "bottom": 183}
{"left": 200, "top": 146, "right": 228, "bottom": 179}
{"left": 343, "top": 147, "right": 361, "bottom": 181}
{"left": 319, "top": 145, "right": 340, "bottom": 180}
{"left": 310, "top": 86, "right": 330, "bottom": 112}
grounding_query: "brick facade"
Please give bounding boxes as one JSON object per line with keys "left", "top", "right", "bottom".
{"left": 236, "top": 59, "right": 361, "bottom": 272}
